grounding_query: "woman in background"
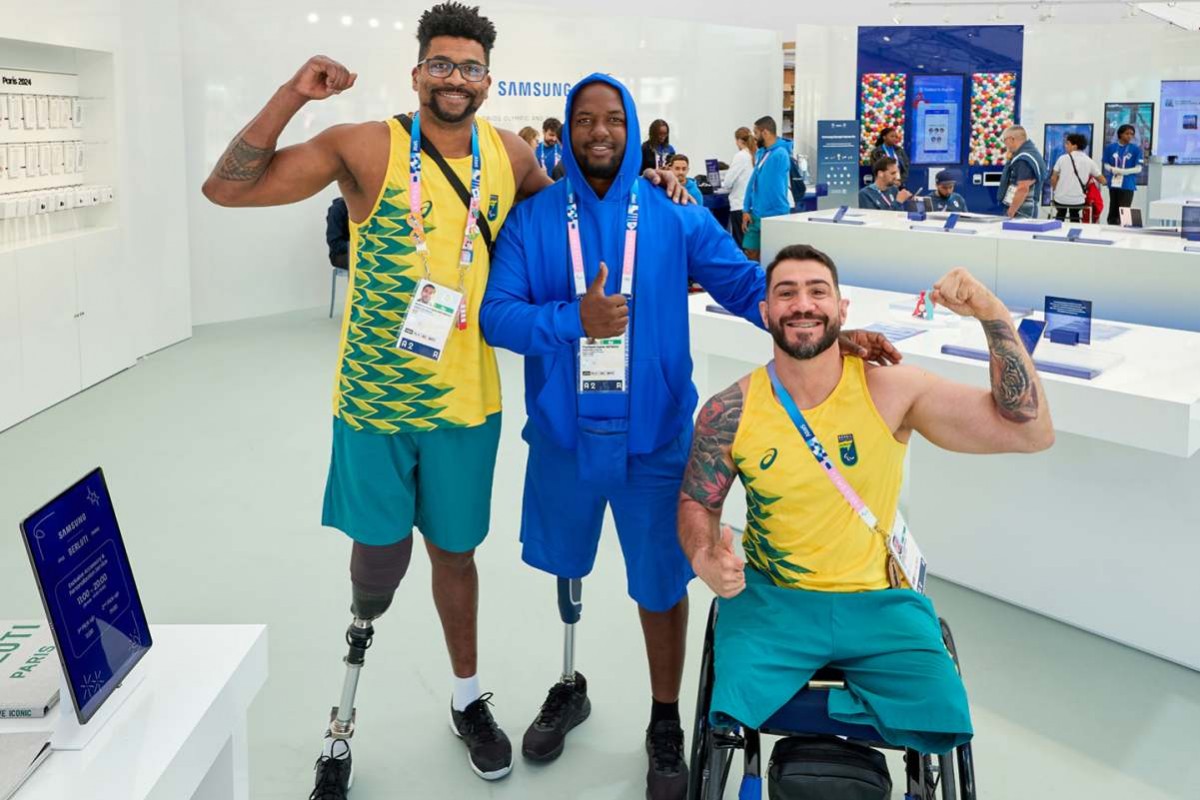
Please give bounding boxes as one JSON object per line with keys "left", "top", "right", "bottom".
{"left": 715, "top": 127, "right": 756, "bottom": 248}
{"left": 518, "top": 126, "right": 539, "bottom": 150}
{"left": 640, "top": 119, "right": 675, "bottom": 173}
{"left": 868, "top": 126, "right": 910, "bottom": 186}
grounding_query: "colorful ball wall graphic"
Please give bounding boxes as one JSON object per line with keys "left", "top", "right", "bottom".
{"left": 969, "top": 72, "right": 1017, "bottom": 165}
{"left": 859, "top": 73, "right": 907, "bottom": 164}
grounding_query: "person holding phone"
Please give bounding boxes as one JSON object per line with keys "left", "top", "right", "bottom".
{"left": 858, "top": 156, "right": 913, "bottom": 211}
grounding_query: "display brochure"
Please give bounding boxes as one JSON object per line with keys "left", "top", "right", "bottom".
{"left": 19, "top": 468, "right": 152, "bottom": 725}
{"left": 0, "top": 622, "right": 59, "bottom": 719}
{"left": 0, "top": 732, "right": 52, "bottom": 800}
{"left": 1044, "top": 296, "right": 1093, "bottom": 345}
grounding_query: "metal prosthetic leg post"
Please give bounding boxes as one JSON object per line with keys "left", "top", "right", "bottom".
{"left": 328, "top": 588, "right": 394, "bottom": 740}
{"left": 557, "top": 577, "right": 583, "bottom": 684}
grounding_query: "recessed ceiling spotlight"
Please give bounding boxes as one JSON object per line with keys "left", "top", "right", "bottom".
{"left": 306, "top": 12, "right": 319, "bottom": 24}
{"left": 368, "top": 18, "right": 379, "bottom": 28}
{"left": 341, "top": 15, "right": 353, "bottom": 26}
{"left": 394, "top": 21, "right": 405, "bottom": 31}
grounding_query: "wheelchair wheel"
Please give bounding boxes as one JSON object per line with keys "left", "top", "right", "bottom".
{"left": 938, "top": 618, "right": 977, "bottom": 800}
{"left": 689, "top": 601, "right": 729, "bottom": 799}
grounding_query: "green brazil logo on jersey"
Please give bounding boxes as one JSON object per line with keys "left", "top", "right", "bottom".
{"left": 487, "top": 194, "right": 499, "bottom": 221}
{"left": 838, "top": 434, "right": 859, "bottom": 467}
{"left": 760, "top": 448, "right": 778, "bottom": 470}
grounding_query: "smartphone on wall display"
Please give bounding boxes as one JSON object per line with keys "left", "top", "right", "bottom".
{"left": 1017, "top": 318, "right": 1047, "bottom": 355}
{"left": 832, "top": 205, "right": 848, "bottom": 222}
{"left": 943, "top": 213, "right": 959, "bottom": 231}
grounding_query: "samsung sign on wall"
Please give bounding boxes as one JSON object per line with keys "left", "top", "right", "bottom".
{"left": 495, "top": 80, "right": 574, "bottom": 98}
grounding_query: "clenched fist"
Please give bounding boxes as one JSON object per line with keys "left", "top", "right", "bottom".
{"left": 692, "top": 526, "right": 746, "bottom": 598}
{"left": 931, "top": 267, "right": 1006, "bottom": 321}
{"left": 286, "top": 55, "right": 357, "bottom": 101}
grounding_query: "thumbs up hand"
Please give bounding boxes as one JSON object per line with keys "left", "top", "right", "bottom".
{"left": 579, "top": 261, "right": 629, "bottom": 339}
{"left": 692, "top": 525, "right": 747, "bottom": 598}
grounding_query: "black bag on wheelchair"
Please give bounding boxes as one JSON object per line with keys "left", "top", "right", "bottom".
{"left": 768, "top": 734, "right": 891, "bottom": 800}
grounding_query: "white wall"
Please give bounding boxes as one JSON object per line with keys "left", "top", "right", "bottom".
{"left": 793, "top": 21, "right": 1200, "bottom": 213}
{"left": 0, "top": 0, "right": 192, "bottom": 358}
{"left": 180, "top": 1, "right": 781, "bottom": 325}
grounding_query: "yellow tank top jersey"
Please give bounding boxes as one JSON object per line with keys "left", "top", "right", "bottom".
{"left": 332, "top": 116, "right": 515, "bottom": 433}
{"left": 731, "top": 357, "right": 907, "bottom": 592}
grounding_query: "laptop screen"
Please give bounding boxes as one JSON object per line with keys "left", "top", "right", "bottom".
{"left": 19, "top": 468, "right": 152, "bottom": 724}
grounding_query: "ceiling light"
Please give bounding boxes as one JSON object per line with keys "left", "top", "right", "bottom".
{"left": 394, "top": 21, "right": 405, "bottom": 31}
{"left": 306, "top": 12, "right": 319, "bottom": 23}
{"left": 368, "top": 18, "right": 379, "bottom": 28}
{"left": 341, "top": 15, "right": 353, "bottom": 26}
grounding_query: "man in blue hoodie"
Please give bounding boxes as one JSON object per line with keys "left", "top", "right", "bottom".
{"left": 742, "top": 115, "right": 793, "bottom": 260}
{"left": 481, "top": 74, "right": 899, "bottom": 800}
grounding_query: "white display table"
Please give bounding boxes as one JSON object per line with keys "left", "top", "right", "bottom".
{"left": 763, "top": 209, "right": 1200, "bottom": 332}
{"left": 0, "top": 625, "right": 267, "bottom": 800}
{"left": 1147, "top": 195, "right": 1200, "bottom": 224}
{"left": 688, "top": 290, "right": 1200, "bottom": 671}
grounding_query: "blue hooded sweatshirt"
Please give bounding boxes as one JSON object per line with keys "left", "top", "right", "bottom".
{"left": 745, "top": 138, "right": 792, "bottom": 219}
{"left": 480, "top": 73, "right": 766, "bottom": 462}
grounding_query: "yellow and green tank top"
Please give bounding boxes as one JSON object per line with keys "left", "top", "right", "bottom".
{"left": 333, "top": 116, "right": 515, "bottom": 433}
{"left": 731, "top": 357, "right": 907, "bottom": 592}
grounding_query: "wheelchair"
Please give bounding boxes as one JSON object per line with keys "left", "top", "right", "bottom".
{"left": 689, "top": 599, "right": 977, "bottom": 799}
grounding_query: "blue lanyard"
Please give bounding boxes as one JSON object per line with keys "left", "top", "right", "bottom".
{"left": 407, "top": 112, "right": 481, "bottom": 286}
{"left": 884, "top": 144, "right": 896, "bottom": 160}
{"left": 766, "top": 362, "right": 881, "bottom": 531}
{"left": 538, "top": 143, "right": 559, "bottom": 170}
{"left": 565, "top": 177, "right": 639, "bottom": 297}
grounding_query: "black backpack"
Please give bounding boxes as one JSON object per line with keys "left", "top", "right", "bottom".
{"left": 768, "top": 735, "right": 892, "bottom": 800}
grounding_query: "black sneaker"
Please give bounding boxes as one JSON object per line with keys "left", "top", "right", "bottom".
{"left": 309, "top": 735, "right": 353, "bottom": 800}
{"left": 522, "top": 671, "right": 592, "bottom": 761}
{"left": 645, "top": 719, "right": 688, "bottom": 800}
{"left": 449, "top": 692, "right": 513, "bottom": 780}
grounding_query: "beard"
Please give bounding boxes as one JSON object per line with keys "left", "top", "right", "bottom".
{"left": 576, "top": 143, "right": 622, "bottom": 181}
{"left": 427, "top": 88, "right": 483, "bottom": 124}
{"left": 757, "top": 137, "right": 766, "bottom": 149}
{"left": 768, "top": 310, "right": 841, "bottom": 360}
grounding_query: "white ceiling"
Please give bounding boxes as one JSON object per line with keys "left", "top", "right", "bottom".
{"left": 501, "top": 0, "right": 1200, "bottom": 32}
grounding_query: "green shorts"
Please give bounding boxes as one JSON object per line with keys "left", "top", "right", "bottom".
{"left": 711, "top": 567, "right": 972, "bottom": 755}
{"left": 742, "top": 215, "right": 762, "bottom": 251}
{"left": 321, "top": 413, "right": 502, "bottom": 551}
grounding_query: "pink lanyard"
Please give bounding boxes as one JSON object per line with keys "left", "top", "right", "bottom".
{"left": 566, "top": 178, "right": 639, "bottom": 298}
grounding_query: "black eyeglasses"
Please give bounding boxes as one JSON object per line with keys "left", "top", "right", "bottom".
{"left": 418, "top": 58, "right": 489, "bottom": 82}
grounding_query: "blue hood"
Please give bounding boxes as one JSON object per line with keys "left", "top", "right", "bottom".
{"left": 559, "top": 73, "right": 644, "bottom": 205}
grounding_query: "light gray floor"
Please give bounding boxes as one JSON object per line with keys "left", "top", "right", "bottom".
{"left": 2, "top": 307, "right": 1199, "bottom": 799}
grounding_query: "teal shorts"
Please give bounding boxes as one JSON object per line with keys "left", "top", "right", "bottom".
{"left": 321, "top": 413, "right": 502, "bottom": 551}
{"left": 711, "top": 567, "right": 972, "bottom": 755}
{"left": 742, "top": 215, "right": 762, "bottom": 251}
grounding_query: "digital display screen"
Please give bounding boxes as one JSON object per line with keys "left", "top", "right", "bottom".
{"left": 911, "top": 75, "right": 963, "bottom": 165}
{"left": 1159, "top": 81, "right": 1200, "bottom": 164}
{"left": 19, "top": 468, "right": 152, "bottom": 723}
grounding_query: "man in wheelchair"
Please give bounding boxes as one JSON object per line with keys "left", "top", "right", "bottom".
{"left": 678, "top": 245, "right": 1055, "bottom": 762}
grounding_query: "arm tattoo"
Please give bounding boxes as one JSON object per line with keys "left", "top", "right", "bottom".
{"left": 682, "top": 383, "right": 744, "bottom": 510}
{"left": 982, "top": 320, "right": 1039, "bottom": 423}
{"left": 214, "top": 135, "right": 273, "bottom": 181}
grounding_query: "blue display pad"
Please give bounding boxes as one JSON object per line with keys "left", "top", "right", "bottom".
{"left": 19, "top": 469, "right": 152, "bottom": 724}
{"left": 1044, "top": 296, "right": 1093, "bottom": 345}
{"left": 863, "top": 322, "right": 927, "bottom": 342}
{"left": 1158, "top": 81, "right": 1200, "bottom": 164}
{"left": 940, "top": 344, "right": 1102, "bottom": 379}
{"left": 1003, "top": 219, "right": 1061, "bottom": 232}
{"left": 1017, "top": 318, "right": 1046, "bottom": 354}
{"left": 1042, "top": 122, "right": 1094, "bottom": 206}
{"left": 1182, "top": 205, "right": 1200, "bottom": 240}
{"left": 911, "top": 75, "right": 964, "bottom": 165}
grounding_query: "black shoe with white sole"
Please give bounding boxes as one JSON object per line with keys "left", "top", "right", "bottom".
{"left": 310, "top": 735, "right": 353, "bottom": 800}
{"left": 450, "top": 692, "right": 513, "bottom": 780}
{"left": 522, "top": 671, "right": 592, "bottom": 761}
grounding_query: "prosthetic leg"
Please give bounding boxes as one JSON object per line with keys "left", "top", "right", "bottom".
{"left": 520, "top": 577, "right": 592, "bottom": 762}
{"left": 328, "top": 588, "right": 394, "bottom": 740}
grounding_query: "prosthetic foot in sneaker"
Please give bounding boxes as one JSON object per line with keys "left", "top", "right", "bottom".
{"left": 645, "top": 719, "right": 688, "bottom": 800}
{"left": 449, "top": 692, "right": 513, "bottom": 780}
{"left": 522, "top": 671, "right": 592, "bottom": 761}
{"left": 309, "top": 734, "right": 353, "bottom": 800}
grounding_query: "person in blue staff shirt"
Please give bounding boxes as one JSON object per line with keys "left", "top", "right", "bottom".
{"left": 998, "top": 125, "right": 1047, "bottom": 219}
{"left": 742, "top": 115, "right": 792, "bottom": 260}
{"left": 1103, "top": 123, "right": 1142, "bottom": 225}
{"left": 858, "top": 156, "right": 914, "bottom": 211}
{"left": 667, "top": 153, "right": 705, "bottom": 205}
{"left": 535, "top": 117, "right": 563, "bottom": 177}
{"left": 479, "top": 73, "right": 900, "bottom": 800}
{"left": 930, "top": 169, "right": 967, "bottom": 212}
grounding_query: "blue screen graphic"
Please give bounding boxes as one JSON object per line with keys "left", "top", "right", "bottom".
{"left": 911, "top": 75, "right": 963, "bottom": 165}
{"left": 1159, "top": 81, "right": 1200, "bottom": 164}
{"left": 20, "top": 469, "right": 152, "bottom": 723}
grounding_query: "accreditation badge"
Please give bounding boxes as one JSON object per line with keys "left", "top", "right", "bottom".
{"left": 885, "top": 509, "right": 928, "bottom": 594}
{"left": 395, "top": 279, "right": 462, "bottom": 362}
{"left": 578, "top": 335, "right": 628, "bottom": 393}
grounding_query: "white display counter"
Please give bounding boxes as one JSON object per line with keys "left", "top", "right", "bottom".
{"left": 688, "top": 289, "right": 1200, "bottom": 671}
{"left": 0, "top": 625, "right": 267, "bottom": 800}
{"left": 1147, "top": 195, "right": 1200, "bottom": 224}
{"left": 763, "top": 209, "right": 1200, "bottom": 332}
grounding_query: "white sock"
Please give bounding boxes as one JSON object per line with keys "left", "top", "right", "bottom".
{"left": 452, "top": 674, "right": 482, "bottom": 712}
{"left": 322, "top": 735, "right": 350, "bottom": 760}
